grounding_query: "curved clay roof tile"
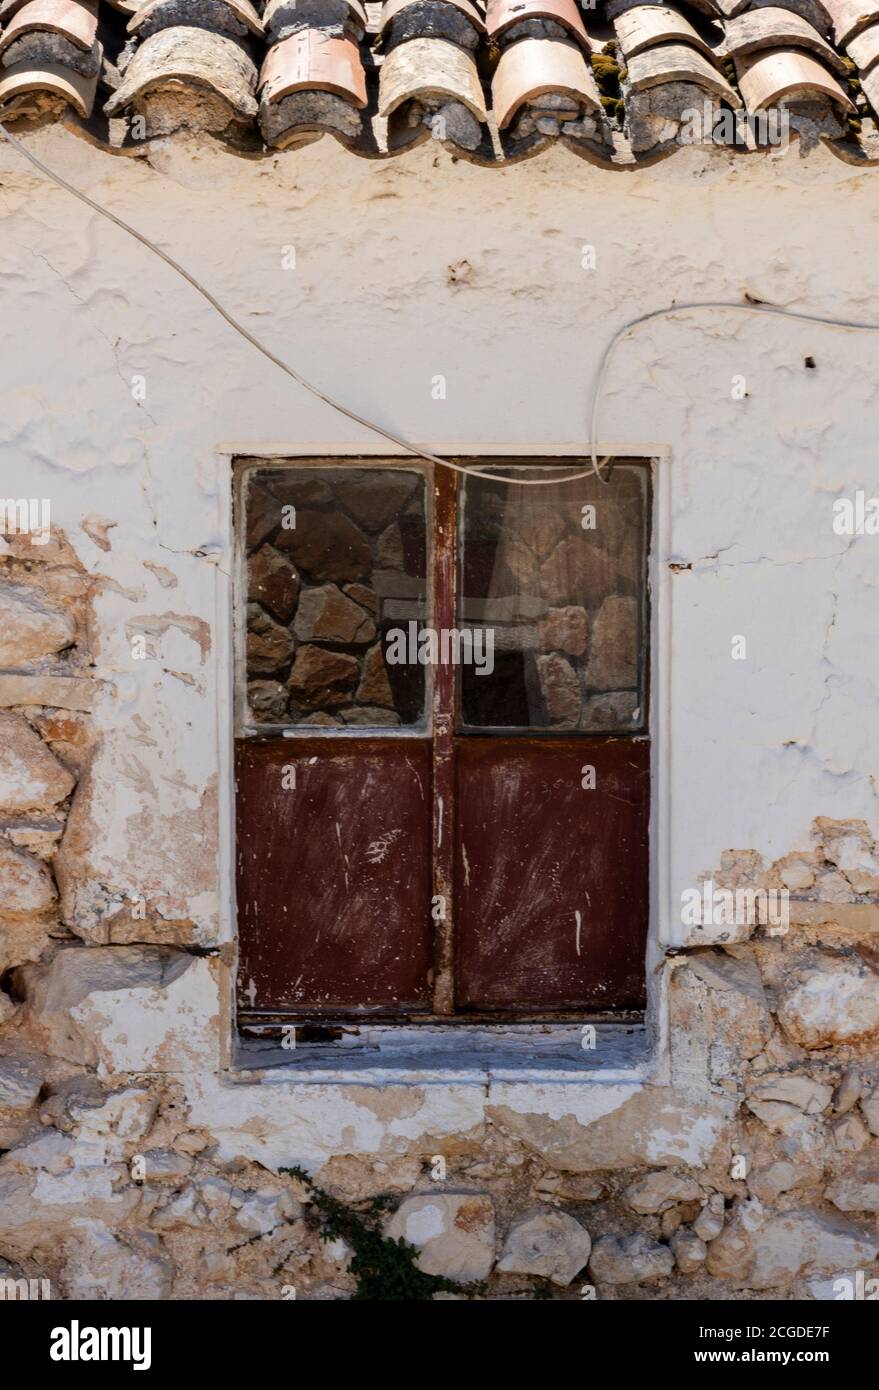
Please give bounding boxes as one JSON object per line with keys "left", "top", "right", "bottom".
{"left": 485, "top": 0, "right": 590, "bottom": 47}
{"left": 626, "top": 41, "right": 742, "bottom": 102}
{"left": 380, "top": 0, "right": 486, "bottom": 35}
{"left": 491, "top": 36, "right": 600, "bottom": 128}
{"left": 0, "top": 53, "right": 97, "bottom": 114}
{"left": 723, "top": 7, "right": 846, "bottom": 74}
{"left": 736, "top": 46, "right": 856, "bottom": 109}
{"left": 613, "top": 4, "right": 721, "bottom": 64}
{"left": 0, "top": 0, "right": 98, "bottom": 56}
{"left": 847, "top": 19, "right": 879, "bottom": 70}
{"left": 821, "top": 0, "right": 879, "bottom": 44}
{"left": 104, "top": 26, "right": 258, "bottom": 118}
{"left": 378, "top": 35, "right": 487, "bottom": 118}
{"left": 127, "top": 0, "right": 266, "bottom": 38}
{"left": 260, "top": 31, "right": 367, "bottom": 108}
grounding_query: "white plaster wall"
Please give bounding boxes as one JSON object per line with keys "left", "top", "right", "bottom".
{"left": 1, "top": 128, "right": 877, "bottom": 958}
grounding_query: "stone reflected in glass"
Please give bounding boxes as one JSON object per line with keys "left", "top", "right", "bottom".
{"left": 244, "top": 466, "right": 427, "bottom": 728}
{"left": 459, "top": 465, "right": 648, "bottom": 732}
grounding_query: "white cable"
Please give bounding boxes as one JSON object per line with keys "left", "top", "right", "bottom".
{"left": 3, "top": 121, "right": 879, "bottom": 490}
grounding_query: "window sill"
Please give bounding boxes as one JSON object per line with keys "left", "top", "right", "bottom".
{"left": 230, "top": 1022, "right": 650, "bottom": 1085}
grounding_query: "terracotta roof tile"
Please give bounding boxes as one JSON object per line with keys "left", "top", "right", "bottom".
{"left": 485, "top": 0, "right": 591, "bottom": 47}
{"left": 736, "top": 43, "right": 855, "bottom": 108}
{"left": 613, "top": 3, "right": 722, "bottom": 63}
{"left": 260, "top": 28, "right": 367, "bottom": 104}
{"left": 626, "top": 39, "right": 742, "bottom": 101}
{"left": 0, "top": 49, "right": 97, "bottom": 112}
{"left": 0, "top": 0, "right": 98, "bottom": 53}
{"left": 846, "top": 18, "right": 879, "bottom": 69}
{"left": 0, "top": 0, "right": 874, "bottom": 162}
{"left": 103, "top": 25, "right": 258, "bottom": 125}
{"left": 378, "top": 33, "right": 486, "bottom": 115}
{"left": 723, "top": 6, "right": 845, "bottom": 71}
{"left": 822, "top": 0, "right": 879, "bottom": 45}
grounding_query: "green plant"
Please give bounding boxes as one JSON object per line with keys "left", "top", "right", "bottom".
{"left": 280, "top": 1166, "right": 485, "bottom": 1301}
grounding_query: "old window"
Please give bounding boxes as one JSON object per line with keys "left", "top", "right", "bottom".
{"left": 234, "top": 458, "right": 651, "bottom": 1032}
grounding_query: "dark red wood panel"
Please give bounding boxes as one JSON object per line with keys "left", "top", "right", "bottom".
{"left": 236, "top": 738, "right": 433, "bottom": 1014}
{"left": 454, "top": 738, "right": 650, "bottom": 1011}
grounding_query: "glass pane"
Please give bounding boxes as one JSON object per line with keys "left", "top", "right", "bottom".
{"left": 243, "top": 466, "right": 427, "bottom": 729}
{"left": 458, "top": 464, "right": 648, "bottom": 733}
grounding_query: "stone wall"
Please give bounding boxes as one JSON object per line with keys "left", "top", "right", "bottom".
{"left": 0, "top": 532, "right": 876, "bottom": 1299}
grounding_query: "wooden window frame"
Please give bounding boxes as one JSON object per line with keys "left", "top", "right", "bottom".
{"left": 233, "top": 455, "right": 653, "bottom": 1034}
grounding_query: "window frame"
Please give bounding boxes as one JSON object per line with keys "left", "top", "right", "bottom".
{"left": 229, "top": 452, "right": 660, "bottom": 1055}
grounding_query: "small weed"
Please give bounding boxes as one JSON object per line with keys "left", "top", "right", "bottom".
{"left": 281, "top": 1165, "right": 485, "bottom": 1301}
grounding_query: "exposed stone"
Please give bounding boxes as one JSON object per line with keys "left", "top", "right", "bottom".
{"left": 585, "top": 595, "right": 638, "bottom": 690}
{"left": 833, "top": 1066, "right": 863, "bottom": 1115}
{"left": 671, "top": 952, "right": 773, "bottom": 1084}
{"left": 746, "top": 1073, "right": 834, "bottom": 1128}
{"left": 383, "top": 1194, "right": 494, "bottom": 1283}
{"left": 0, "top": 840, "right": 56, "bottom": 917}
{"left": 625, "top": 1170, "right": 702, "bottom": 1214}
{"left": 21, "top": 945, "right": 220, "bottom": 1075}
{"left": 825, "top": 1161, "right": 879, "bottom": 1213}
{"left": 231, "top": 1187, "right": 300, "bottom": 1235}
{"left": 692, "top": 1193, "right": 725, "bottom": 1242}
{"left": 830, "top": 1112, "right": 870, "bottom": 1153}
{"left": 136, "top": 1148, "right": 194, "bottom": 1184}
{"left": 63, "top": 1223, "right": 173, "bottom": 1300}
{"left": 539, "top": 536, "right": 619, "bottom": 608}
{"left": 275, "top": 509, "right": 371, "bottom": 583}
{"left": 0, "top": 674, "right": 94, "bottom": 711}
{"left": 288, "top": 646, "right": 359, "bottom": 707}
{"left": 246, "top": 604, "right": 295, "bottom": 675}
{"left": 489, "top": 1087, "right": 735, "bottom": 1174}
{"left": 777, "top": 951, "right": 879, "bottom": 1048}
{"left": 377, "top": 522, "right": 405, "bottom": 569}
{"left": 779, "top": 858, "right": 816, "bottom": 891}
{"left": 589, "top": 1232, "right": 674, "bottom": 1285}
{"left": 495, "top": 1208, "right": 591, "bottom": 1286}
{"left": 536, "top": 652, "right": 581, "bottom": 726}
{"left": 861, "top": 1087, "right": 879, "bottom": 1137}
{"left": 0, "top": 712, "right": 75, "bottom": 812}
{"left": 355, "top": 643, "right": 395, "bottom": 707}
{"left": 671, "top": 1228, "right": 707, "bottom": 1272}
{"left": 0, "top": 1051, "right": 44, "bottom": 1112}
{"left": 339, "top": 706, "right": 401, "bottom": 726}
{"left": 333, "top": 472, "right": 419, "bottom": 533}
{"left": 533, "top": 1173, "right": 606, "bottom": 1203}
{"left": 248, "top": 545, "right": 300, "bottom": 623}
{"left": 817, "top": 819, "right": 879, "bottom": 893}
{"left": 706, "top": 1201, "right": 879, "bottom": 1288}
{"left": 537, "top": 605, "right": 588, "bottom": 656}
{"left": 0, "top": 584, "right": 76, "bottom": 666}
{"left": 581, "top": 690, "right": 640, "bottom": 731}
{"left": 293, "top": 584, "right": 376, "bottom": 644}
{"left": 247, "top": 679, "right": 289, "bottom": 722}
{"left": 343, "top": 584, "right": 377, "bottom": 614}
{"left": 748, "top": 1161, "right": 802, "bottom": 1203}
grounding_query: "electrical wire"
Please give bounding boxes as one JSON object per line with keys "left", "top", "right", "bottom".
{"left": 3, "top": 120, "right": 879, "bottom": 490}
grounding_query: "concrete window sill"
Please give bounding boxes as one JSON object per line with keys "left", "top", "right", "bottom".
{"left": 231, "top": 1022, "right": 650, "bottom": 1085}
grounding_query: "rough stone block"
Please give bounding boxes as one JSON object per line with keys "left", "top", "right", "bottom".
{"left": 383, "top": 1193, "right": 494, "bottom": 1282}
{"left": 22, "top": 945, "right": 220, "bottom": 1074}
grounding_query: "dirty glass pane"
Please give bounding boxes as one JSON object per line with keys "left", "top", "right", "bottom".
{"left": 243, "top": 466, "right": 427, "bottom": 729}
{"left": 458, "top": 464, "right": 648, "bottom": 733}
